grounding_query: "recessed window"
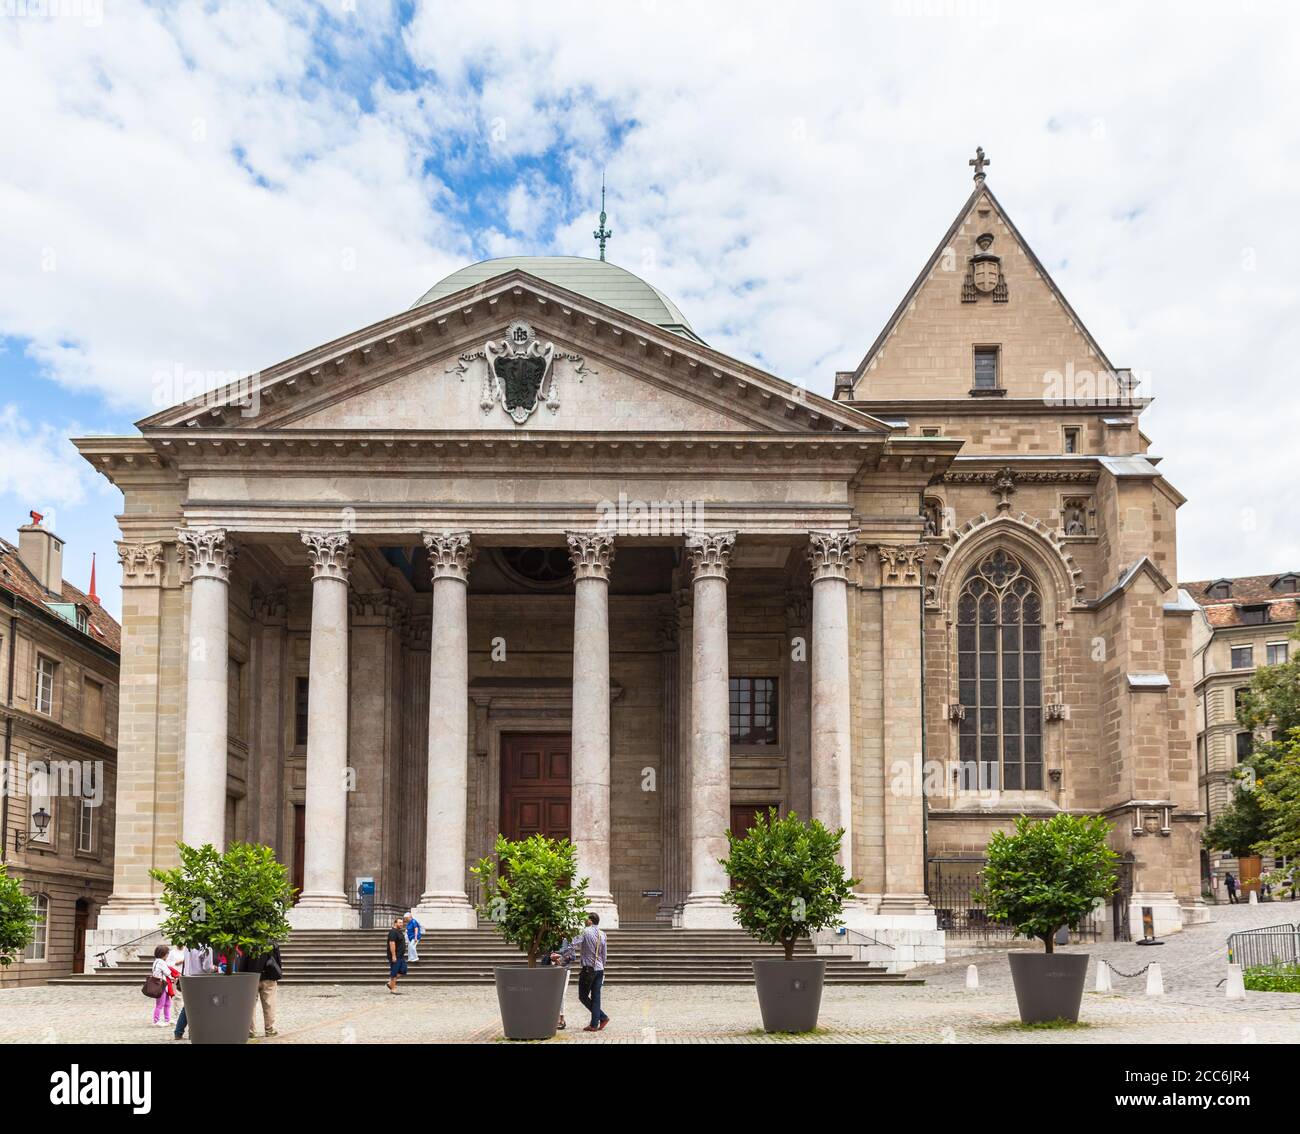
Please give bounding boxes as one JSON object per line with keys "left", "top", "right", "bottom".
{"left": 1231, "top": 645, "right": 1254, "bottom": 669}
{"left": 1235, "top": 687, "right": 1249, "bottom": 713}
{"left": 1062, "top": 426, "right": 1081, "bottom": 454}
{"left": 920, "top": 426, "right": 941, "bottom": 437}
{"left": 82, "top": 677, "right": 104, "bottom": 738}
{"left": 1236, "top": 732, "right": 1253, "bottom": 763}
{"left": 1238, "top": 604, "right": 1269, "bottom": 626}
{"left": 729, "top": 677, "right": 778, "bottom": 746}
{"left": 35, "top": 656, "right": 57, "bottom": 716}
{"left": 24, "top": 894, "right": 49, "bottom": 961}
{"left": 1272, "top": 574, "right": 1299, "bottom": 593}
{"left": 294, "top": 676, "right": 309, "bottom": 748}
{"left": 1207, "top": 581, "right": 1232, "bottom": 600}
{"left": 973, "top": 347, "right": 999, "bottom": 390}
{"left": 1267, "top": 642, "right": 1289, "bottom": 666}
{"left": 77, "top": 792, "right": 97, "bottom": 854}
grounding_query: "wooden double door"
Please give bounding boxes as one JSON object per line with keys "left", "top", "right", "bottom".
{"left": 500, "top": 733, "right": 572, "bottom": 843}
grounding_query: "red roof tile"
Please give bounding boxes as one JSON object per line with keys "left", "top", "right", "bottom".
{"left": 0, "top": 537, "right": 121, "bottom": 655}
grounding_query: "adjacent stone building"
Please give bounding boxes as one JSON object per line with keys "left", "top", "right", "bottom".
{"left": 75, "top": 158, "right": 1206, "bottom": 966}
{"left": 1, "top": 515, "right": 119, "bottom": 986}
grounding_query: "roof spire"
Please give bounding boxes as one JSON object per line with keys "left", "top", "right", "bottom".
{"left": 969, "top": 145, "right": 990, "bottom": 183}
{"left": 88, "top": 552, "right": 99, "bottom": 605}
{"left": 593, "top": 171, "right": 612, "bottom": 262}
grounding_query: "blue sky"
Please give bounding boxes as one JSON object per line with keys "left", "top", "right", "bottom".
{"left": 3, "top": 0, "right": 1300, "bottom": 622}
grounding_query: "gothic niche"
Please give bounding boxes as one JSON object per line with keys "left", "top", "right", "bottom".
{"left": 961, "top": 233, "right": 1008, "bottom": 303}
{"left": 1061, "top": 496, "right": 1092, "bottom": 536}
{"left": 923, "top": 496, "right": 946, "bottom": 537}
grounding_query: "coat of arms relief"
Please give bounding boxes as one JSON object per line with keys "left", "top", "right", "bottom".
{"left": 446, "top": 320, "right": 596, "bottom": 425}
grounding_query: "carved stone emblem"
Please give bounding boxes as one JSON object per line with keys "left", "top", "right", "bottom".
{"left": 482, "top": 321, "right": 557, "bottom": 424}
{"left": 961, "top": 233, "right": 1008, "bottom": 303}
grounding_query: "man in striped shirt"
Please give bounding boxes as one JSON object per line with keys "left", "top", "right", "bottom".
{"left": 577, "top": 913, "right": 611, "bottom": 1032}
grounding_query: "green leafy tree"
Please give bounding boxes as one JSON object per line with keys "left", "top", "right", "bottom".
{"left": 1253, "top": 728, "right": 1300, "bottom": 896}
{"left": 149, "top": 842, "right": 294, "bottom": 967}
{"left": 720, "top": 809, "right": 858, "bottom": 960}
{"left": 471, "top": 834, "right": 589, "bottom": 967}
{"left": 0, "top": 864, "right": 36, "bottom": 968}
{"left": 975, "top": 814, "right": 1118, "bottom": 953}
{"left": 1203, "top": 775, "right": 1270, "bottom": 859}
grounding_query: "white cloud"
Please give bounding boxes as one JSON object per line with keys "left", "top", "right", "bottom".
{"left": 0, "top": 404, "right": 93, "bottom": 516}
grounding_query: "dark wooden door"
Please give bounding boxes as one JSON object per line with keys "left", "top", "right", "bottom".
{"left": 292, "top": 804, "right": 306, "bottom": 902}
{"left": 500, "top": 733, "right": 571, "bottom": 843}
{"left": 730, "top": 802, "right": 780, "bottom": 837}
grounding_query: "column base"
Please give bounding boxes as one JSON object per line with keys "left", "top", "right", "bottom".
{"left": 678, "top": 893, "right": 737, "bottom": 929}
{"left": 877, "top": 892, "right": 936, "bottom": 920}
{"left": 583, "top": 892, "right": 620, "bottom": 930}
{"left": 814, "top": 908, "right": 946, "bottom": 974}
{"left": 91, "top": 896, "right": 165, "bottom": 933}
{"left": 414, "top": 893, "right": 478, "bottom": 929}
{"left": 1130, "top": 892, "right": 1184, "bottom": 937}
{"left": 288, "top": 894, "right": 360, "bottom": 930}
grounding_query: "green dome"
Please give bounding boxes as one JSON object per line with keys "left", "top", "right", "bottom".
{"left": 412, "top": 256, "right": 701, "bottom": 342}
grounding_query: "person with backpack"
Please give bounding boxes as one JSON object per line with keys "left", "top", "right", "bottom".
{"left": 244, "top": 944, "right": 283, "bottom": 1038}
{"left": 148, "top": 944, "right": 178, "bottom": 1027}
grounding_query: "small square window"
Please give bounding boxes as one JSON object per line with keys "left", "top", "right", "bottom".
{"left": 973, "top": 348, "right": 999, "bottom": 389}
{"left": 1267, "top": 642, "right": 1289, "bottom": 666}
{"left": 920, "top": 426, "right": 941, "bottom": 437}
{"left": 1238, "top": 605, "right": 1269, "bottom": 625}
{"left": 1063, "top": 426, "right": 1081, "bottom": 454}
{"left": 1231, "top": 645, "right": 1254, "bottom": 669}
{"left": 729, "top": 677, "right": 778, "bottom": 746}
{"left": 1236, "top": 732, "right": 1253, "bottom": 762}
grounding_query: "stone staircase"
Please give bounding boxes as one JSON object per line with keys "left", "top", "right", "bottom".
{"left": 52, "top": 927, "right": 920, "bottom": 986}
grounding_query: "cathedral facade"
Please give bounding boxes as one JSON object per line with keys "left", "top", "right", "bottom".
{"left": 76, "top": 164, "right": 1206, "bottom": 968}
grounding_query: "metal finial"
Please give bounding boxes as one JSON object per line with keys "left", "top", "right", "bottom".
{"left": 969, "top": 146, "right": 990, "bottom": 182}
{"left": 593, "top": 172, "right": 612, "bottom": 261}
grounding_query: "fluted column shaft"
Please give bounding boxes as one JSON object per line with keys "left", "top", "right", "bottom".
{"left": 567, "top": 531, "right": 618, "bottom": 926}
{"left": 416, "top": 531, "right": 478, "bottom": 927}
{"left": 680, "top": 530, "right": 737, "bottom": 928}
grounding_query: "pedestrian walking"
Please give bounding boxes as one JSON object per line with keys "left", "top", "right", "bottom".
{"left": 404, "top": 911, "right": 422, "bottom": 963}
{"left": 1225, "top": 872, "right": 1239, "bottom": 904}
{"left": 244, "top": 944, "right": 283, "bottom": 1038}
{"left": 577, "top": 912, "right": 610, "bottom": 1032}
{"left": 387, "top": 916, "right": 407, "bottom": 993}
{"left": 149, "top": 945, "right": 178, "bottom": 1027}
{"left": 173, "top": 945, "right": 213, "bottom": 1040}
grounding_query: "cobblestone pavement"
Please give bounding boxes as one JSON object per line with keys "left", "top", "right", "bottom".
{"left": 2, "top": 902, "right": 1296, "bottom": 1044}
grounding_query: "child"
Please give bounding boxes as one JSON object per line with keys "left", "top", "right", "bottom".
{"left": 150, "top": 945, "right": 178, "bottom": 1027}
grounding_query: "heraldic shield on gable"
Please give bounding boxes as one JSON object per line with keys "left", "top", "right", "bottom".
{"left": 483, "top": 321, "right": 557, "bottom": 424}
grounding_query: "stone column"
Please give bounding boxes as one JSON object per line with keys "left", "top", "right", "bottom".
{"left": 290, "top": 530, "right": 357, "bottom": 928}
{"left": 785, "top": 587, "right": 813, "bottom": 822}
{"left": 877, "top": 543, "right": 935, "bottom": 917}
{"left": 414, "top": 531, "right": 477, "bottom": 927}
{"left": 567, "top": 531, "right": 618, "bottom": 927}
{"left": 177, "top": 527, "right": 235, "bottom": 851}
{"left": 809, "top": 531, "right": 858, "bottom": 872}
{"left": 680, "top": 530, "right": 737, "bottom": 928}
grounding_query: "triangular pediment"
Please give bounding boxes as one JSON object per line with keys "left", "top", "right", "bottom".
{"left": 140, "top": 271, "right": 888, "bottom": 437}
{"left": 851, "top": 184, "right": 1131, "bottom": 402}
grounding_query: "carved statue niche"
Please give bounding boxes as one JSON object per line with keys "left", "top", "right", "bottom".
{"left": 1061, "top": 496, "right": 1091, "bottom": 537}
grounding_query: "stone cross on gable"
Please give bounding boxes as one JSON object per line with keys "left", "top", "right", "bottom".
{"left": 969, "top": 146, "right": 990, "bottom": 182}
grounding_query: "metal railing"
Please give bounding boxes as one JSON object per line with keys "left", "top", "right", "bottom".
{"left": 927, "top": 857, "right": 1108, "bottom": 943}
{"left": 1227, "top": 923, "right": 1300, "bottom": 969}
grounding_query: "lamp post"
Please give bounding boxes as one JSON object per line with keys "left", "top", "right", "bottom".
{"left": 13, "top": 806, "right": 51, "bottom": 852}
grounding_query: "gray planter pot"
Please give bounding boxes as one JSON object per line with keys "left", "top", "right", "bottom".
{"left": 179, "top": 972, "right": 261, "bottom": 1044}
{"left": 753, "top": 958, "right": 826, "bottom": 1033}
{"left": 494, "top": 966, "right": 567, "bottom": 1040}
{"left": 1007, "top": 951, "right": 1089, "bottom": 1024}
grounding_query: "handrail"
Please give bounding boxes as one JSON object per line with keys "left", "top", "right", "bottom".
{"left": 93, "top": 928, "right": 163, "bottom": 969}
{"left": 830, "top": 926, "right": 896, "bottom": 953}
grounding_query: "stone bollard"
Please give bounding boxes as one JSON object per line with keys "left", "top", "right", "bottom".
{"left": 1225, "top": 964, "right": 1246, "bottom": 1000}
{"left": 965, "top": 963, "right": 979, "bottom": 990}
{"left": 1248, "top": 889, "right": 1258, "bottom": 905}
{"left": 1146, "top": 963, "right": 1164, "bottom": 996}
{"left": 1095, "top": 960, "right": 1112, "bottom": 992}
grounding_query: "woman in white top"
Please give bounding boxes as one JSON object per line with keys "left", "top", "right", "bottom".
{"left": 150, "top": 945, "right": 177, "bottom": 1027}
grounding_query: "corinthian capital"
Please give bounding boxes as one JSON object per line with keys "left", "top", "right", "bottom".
{"left": 877, "top": 543, "right": 928, "bottom": 585}
{"left": 808, "top": 529, "right": 860, "bottom": 583}
{"left": 301, "top": 530, "right": 353, "bottom": 582}
{"left": 685, "top": 530, "right": 737, "bottom": 583}
{"left": 177, "top": 527, "right": 236, "bottom": 583}
{"left": 117, "top": 541, "right": 164, "bottom": 586}
{"left": 422, "top": 531, "right": 476, "bottom": 582}
{"left": 566, "top": 531, "right": 615, "bottom": 582}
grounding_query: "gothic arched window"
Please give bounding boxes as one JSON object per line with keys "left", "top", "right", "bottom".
{"left": 956, "top": 549, "right": 1043, "bottom": 790}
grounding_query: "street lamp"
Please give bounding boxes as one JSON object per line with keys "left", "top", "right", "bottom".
{"left": 14, "top": 807, "right": 51, "bottom": 852}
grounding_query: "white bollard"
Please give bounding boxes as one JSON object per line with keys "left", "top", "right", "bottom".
{"left": 1146, "top": 962, "right": 1164, "bottom": 996}
{"left": 965, "top": 963, "right": 979, "bottom": 990}
{"left": 1248, "top": 889, "right": 1258, "bottom": 905}
{"left": 1225, "top": 964, "right": 1246, "bottom": 1000}
{"left": 1095, "top": 960, "right": 1112, "bottom": 992}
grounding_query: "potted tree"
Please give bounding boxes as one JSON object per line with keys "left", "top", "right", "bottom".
{"left": 150, "top": 842, "right": 294, "bottom": 1044}
{"left": 976, "top": 814, "right": 1117, "bottom": 1024}
{"left": 0, "top": 864, "right": 36, "bottom": 970}
{"left": 720, "top": 809, "right": 857, "bottom": 1033}
{"left": 472, "top": 833, "right": 589, "bottom": 1040}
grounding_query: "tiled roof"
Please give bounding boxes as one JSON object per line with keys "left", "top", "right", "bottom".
{"left": 0, "top": 537, "right": 121, "bottom": 655}
{"left": 1181, "top": 572, "right": 1300, "bottom": 629}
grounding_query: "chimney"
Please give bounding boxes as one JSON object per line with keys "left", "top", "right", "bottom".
{"left": 17, "top": 511, "right": 65, "bottom": 594}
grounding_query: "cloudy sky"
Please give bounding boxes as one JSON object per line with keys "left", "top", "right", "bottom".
{"left": 2, "top": 0, "right": 1298, "bottom": 620}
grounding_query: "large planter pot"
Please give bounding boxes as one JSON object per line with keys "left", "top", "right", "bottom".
{"left": 494, "top": 966, "right": 566, "bottom": 1040}
{"left": 753, "top": 958, "right": 826, "bottom": 1033}
{"left": 1007, "top": 951, "right": 1089, "bottom": 1024}
{"left": 179, "top": 972, "right": 261, "bottom": 1044}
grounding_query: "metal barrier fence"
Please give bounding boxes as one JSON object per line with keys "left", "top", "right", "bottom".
{"left": 1227, "top": 923, "right": 1300, "bottom": 969}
